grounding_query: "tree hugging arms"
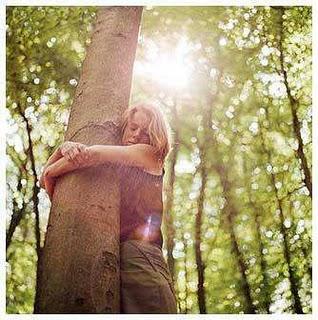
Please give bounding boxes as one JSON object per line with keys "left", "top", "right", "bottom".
{"left": 40, "top": 141, "right": 159, "bottom": 200}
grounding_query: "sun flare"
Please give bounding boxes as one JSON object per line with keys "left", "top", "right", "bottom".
{"left": 135, "top": 37, "right": 192, "bottom": 89}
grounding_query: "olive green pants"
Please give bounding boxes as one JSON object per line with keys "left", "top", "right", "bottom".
{"left": 120, "top": 240, "right": 177, "bottom": 314}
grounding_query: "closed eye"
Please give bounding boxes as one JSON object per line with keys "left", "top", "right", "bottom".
{"left": 130, "top": 126, "right": 138, "bottom": 131}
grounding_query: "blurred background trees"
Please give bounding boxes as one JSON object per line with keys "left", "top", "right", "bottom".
{"left": 6, "top": 6, "right": 312, "bottom": 313}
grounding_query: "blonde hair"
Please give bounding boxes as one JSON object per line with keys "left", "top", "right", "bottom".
{"left": 121, "top": 102, "right": 171, "bottom": 162}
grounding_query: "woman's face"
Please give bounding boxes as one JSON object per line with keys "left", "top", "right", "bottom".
{"left": 122, "top": 110, "right": 151, "bottom": 146}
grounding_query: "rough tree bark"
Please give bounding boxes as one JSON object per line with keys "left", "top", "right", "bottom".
{"left": 34, "top": 7, "right": 143, "bottom": 313}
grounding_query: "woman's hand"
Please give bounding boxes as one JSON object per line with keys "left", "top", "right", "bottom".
{"left": 60, "top": 141, "right": 91, "bottom": 167}
{"left": 44, "top": 175, "right": 56, "bottom": 201}
{"left": 39, "top": 166, "right": 57, "bottom": 201}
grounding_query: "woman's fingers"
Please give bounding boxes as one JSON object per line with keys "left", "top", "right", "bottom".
{"left": 65, "top": 148, "right": 78, "bottom": 162}
{"left": 61, "top": 142, "right": 90, "bottom": 168}
{"left": 70, "top": 149, "right": 78, "bottom": 161}
{"left": 75, "top": 147, "right": 85, "bottom": 165}
{"left": 84, "top": 148, "right": 90, "bottom": 162}
{"left": 61, "top": 142, "right": 78, "bottom": 156}
{"left": 60, "top": 142, "right": 72, "bottom": 155}
{"left": 44, "top": 176, "right": 56, "bottom": 201}
{"left": 66, "top": 147, "right": 87, "bottom": 167}
{"left": 77, "top": 148, "right": 89, "bottom": 166}
{"left": 78, "top": 144, "right": 85, "bottom": 152}
{"left": 62, "top": 143, "right": 87, "bottom": 165}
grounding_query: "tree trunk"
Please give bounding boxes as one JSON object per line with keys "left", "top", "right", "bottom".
{"left": 6, "top": 162, "right": 26, "bottom": 250}
{"left": 204, "top": 80, "right": 255, "bottom": 313}
{"left": 259, "top": 119, "right": 303, "bottom": 314}
{"left": 195, "top": 155, "right": 207, "bottom": 314}
{"left": 217, "top": 164, "right": 256, "bottom": 314}
{"left": 18, "top": 104, "right": 43, "bottom": 291}
{"left": 163, "top": 98, "right": 179, "bottom": 283}
{"left": 182, "top": 237, "right": 189, "bottom": 313}
{"left": 34, "top": 6, "right": 143, "bottom": 313}
{"left": 276, "top": 7, "right": 312, "bottom": 198}
{"left": 193, "top": 101, "right": 212, "bottom": 314}
{"left": 243, "top": 154, "right": 271, "bottom": 313}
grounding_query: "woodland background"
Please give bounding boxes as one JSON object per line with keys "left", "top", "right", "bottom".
{"left": 6, "top": 6, "right": 312, "bottom": 313}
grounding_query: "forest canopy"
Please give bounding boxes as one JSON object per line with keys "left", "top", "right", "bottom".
{"left": 6, "top": 6, "right": 312, "bottom": 314}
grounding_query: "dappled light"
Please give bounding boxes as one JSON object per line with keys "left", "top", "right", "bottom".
{"left": 6, "top": 6, "right": 311, "bottom": 314}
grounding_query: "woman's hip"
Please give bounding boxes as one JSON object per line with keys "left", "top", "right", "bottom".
{"left": 120, "top": 240, "right": 177, "bottom": 313}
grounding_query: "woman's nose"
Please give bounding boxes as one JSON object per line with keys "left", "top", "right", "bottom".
{"left": 133, "top": 128, "right": 141, "bottom": 138}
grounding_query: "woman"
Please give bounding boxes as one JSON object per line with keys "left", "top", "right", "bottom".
{"left": 39, "top": 102, "right": 177, "bottom": 314}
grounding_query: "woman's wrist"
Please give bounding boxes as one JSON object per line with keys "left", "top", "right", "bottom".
{"left": 86, "top": 146, "right": 96, "bottom": 166}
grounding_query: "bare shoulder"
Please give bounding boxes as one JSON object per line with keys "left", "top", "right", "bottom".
{"left": 127, "top": 144, "right": 163, "bottom": 175}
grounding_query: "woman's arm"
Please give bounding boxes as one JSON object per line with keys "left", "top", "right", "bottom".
{"left": 42, "top": 156, "right": 82, "bottom": 200}
{"left": 43, "top": 174, "right": 56, "bottom": 201}
{"left": 88, "top": 144, "right": 158, "bottom": 169}
{"left": 43, "top": 156, "right": 83, "bottom": 179}
{"left": 44, "top": 143, "right": 159, "bottom": 179}
{"left": 46, "top": 146, "right": 63, "bottom": 166}
{"left": 39, "top": 146, "right": 63, "bottom": 188}
{"left": 42, "top": 143, "right": 159, "bottom": 200}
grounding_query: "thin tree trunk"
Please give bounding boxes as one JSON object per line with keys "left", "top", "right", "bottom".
{"left": 17, "top": 104, "right": 43, "bottom": 308}
{"left": 20, "top": 110, "right": 42, "bottom": 256}
{"left": 300, "top": 246, "right": 312, "bottom": 282}
{"left": 259, "top": 115, "right": 303, "bottom": 314}
{"left": 204, "top": 82, "right": 255, "bottom": 313}
{"left": 163, "top": 97, "right": 179, "bottom": 283}
{"left": 182, "top": 236, "right": 189, "bottom": 314}
{"left": 6, "top": 163, "right": 26, "bottom": 250}
{"left": 34, "top": 7, "right": 143, "bottom": 313}
{"left": 287, "top": 201, "right": 312, "bottom": 282}
{"left": 276, "top": 7, "right": 312, "bottom": 198}
{"left": 194, "top": 149, "right": 207, "bottom": 314}
{"left": 192, "top": 100, "right": 214, "bottom": 314}
{"left": 250, "top": 206, "right": 271, "bottom": 313}
{"left": 217, "top": 164, "right": 256, "bottom": 314}
{"left": 242, "top": 155, "right": 271, "bottom": 313}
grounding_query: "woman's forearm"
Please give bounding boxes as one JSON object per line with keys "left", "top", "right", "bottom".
{"left": 87, "top": 144, "right": 153, "bottom": 168}
{"left": 44, "top": 156, "right": 84, "bottom": 179}
{"left": 44, "top": 144, "right": 98, "bottom": 179}
{"left": 44, "top": 142, "right": 156, "bottom": 180}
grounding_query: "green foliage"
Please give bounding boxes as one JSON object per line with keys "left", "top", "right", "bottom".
{"left": 6, "top": 6, "right": 97, "bottom": 313}
{"left": 7, "top": 6, "right": 311, "bottom": 314}
{"left": 6, "top": 228, "right": 37, "bottom": 313}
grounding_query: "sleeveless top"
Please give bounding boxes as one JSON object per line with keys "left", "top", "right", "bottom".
{"left": 119, "top": 165, "right": 164, "bottom": 248}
